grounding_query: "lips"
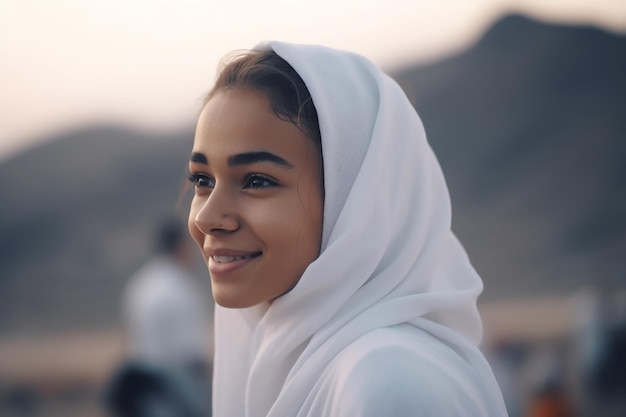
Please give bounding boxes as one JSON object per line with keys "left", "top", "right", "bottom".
{"left": 212, "top": 253, "right": 261, "bottom": 263}
{"left": 207, "top": 250, "right": 262, "bottom": 277}
{"left": 204, "top": 248, "right": 262, "bottom": 276}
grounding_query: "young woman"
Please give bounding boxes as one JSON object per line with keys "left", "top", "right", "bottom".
{"left": 187, "top": 42, "right": 508, "bottom": 417}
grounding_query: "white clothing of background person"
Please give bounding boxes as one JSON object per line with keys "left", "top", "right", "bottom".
{"left": 124, "top": 219, "right": 211, "bottom": 367}
{"left": 208, "top": 42, "right": 508, "bottom": 417}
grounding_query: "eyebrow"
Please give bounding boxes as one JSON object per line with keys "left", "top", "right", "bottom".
{"left": 189, "top": 151, "right": 293, "bottom": 169}
{"left": 228, "top": 151, "right": 293, "bottom": 168}
{"left": 190, "top": 152, "right": 207, "bottom": 164}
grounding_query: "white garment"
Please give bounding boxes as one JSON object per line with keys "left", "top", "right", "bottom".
{"left": 212, "top": 42, "right": 508, "bottom": 417}
{"left": 124, "top": 256, "right": 210, "bottom": 365}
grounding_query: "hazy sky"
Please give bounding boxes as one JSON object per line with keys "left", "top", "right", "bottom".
{"left": 1, "top": 0, "right": 625, "bottom": 160}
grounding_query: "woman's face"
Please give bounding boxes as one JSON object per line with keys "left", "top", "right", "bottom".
{"left": 188, "top": 88, "right": 324, "bottom": 308}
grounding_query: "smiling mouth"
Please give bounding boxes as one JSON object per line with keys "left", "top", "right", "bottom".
{"left": 211, "top": 253, "right": 261, "bottom": 263}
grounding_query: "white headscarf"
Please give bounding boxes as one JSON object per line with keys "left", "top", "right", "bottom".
{"left": 211, "top": 41, "right": 507, "bottom": 417}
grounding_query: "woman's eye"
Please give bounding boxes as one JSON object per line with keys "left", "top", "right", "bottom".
{"left": 188, "top": 173, "right": 214, "bottom": 188}
{"left": 244, "top": 174, "right": 278, "bottom": 189}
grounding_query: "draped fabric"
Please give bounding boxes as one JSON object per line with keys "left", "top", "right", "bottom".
{"left": 211, "top": 41, "right": 507, "bottom": 417}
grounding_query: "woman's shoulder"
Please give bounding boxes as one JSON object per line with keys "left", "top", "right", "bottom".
{"left": 330, "top": 324, "right": 470, "bottom": 377}
{"left": 318, "top": 325, "right": 486, "bottom": 416}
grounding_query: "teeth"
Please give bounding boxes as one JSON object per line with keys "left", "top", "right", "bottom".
{"left": 212, "top": 254, "right": 254, "bottom": 263}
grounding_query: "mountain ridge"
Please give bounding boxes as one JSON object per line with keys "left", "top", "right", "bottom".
{"left": 1, "top": 13, "right": 624, "bottom": 336}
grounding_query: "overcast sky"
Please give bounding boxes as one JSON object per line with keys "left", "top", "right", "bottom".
{"left": 1, "top": 0, "right": 625, "bottom": 161}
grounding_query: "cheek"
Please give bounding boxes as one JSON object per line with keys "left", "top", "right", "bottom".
{"left": 242, "top": 197, "right": 309, "bottom": 253}
{"left": 300, "top": 192, "right": 324, "bottom": 256}
{"left": 260, "top": 191, "right": 322, "bottom": 256}
{"left": 245, "top": 203, "right": 290, "bottom": 242}
{"left": 296, "top": 176, "right": 324, "bottom": 238}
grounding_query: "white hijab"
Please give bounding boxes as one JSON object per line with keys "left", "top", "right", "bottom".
{"left": 211, "top": 41, "right": 506, "bottom": 417}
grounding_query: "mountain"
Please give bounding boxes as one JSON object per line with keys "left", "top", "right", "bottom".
{"left": 394, "top": 14, "right": 626, "bottom": 299}
{"left": 0, "top": 125, "right": 202, "bottom": 335}
{"left": 1, "top": 14, "right": 625, "bottom": 336}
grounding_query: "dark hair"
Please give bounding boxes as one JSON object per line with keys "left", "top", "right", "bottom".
{"left": 155, "top": 217, "right": 185, "bottom": 254}
{"left": 206, "top": 50, "right": 321, "bottom": 148}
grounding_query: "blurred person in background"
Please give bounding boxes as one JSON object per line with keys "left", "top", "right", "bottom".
{"left": 488, "top": 339, "right": 526, "bottom": 417}
{"left": 524, "top": 349, "right": 572, "bottom": 417}
{"left": 525, "top": 380, "right": 573, "bottom": 417}
{"left": 105, "top": 216, "right": 211, "bottom": 417}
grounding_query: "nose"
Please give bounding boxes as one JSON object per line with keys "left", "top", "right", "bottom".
{"left": 193, "top": 186, "right": 240, "bottom": 236}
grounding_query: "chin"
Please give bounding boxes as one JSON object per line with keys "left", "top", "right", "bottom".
{"left": 212, "top": 287, "right": 298, "bottom": 309}
{"left": 212, "top": 290, "right": 261, "bottom": 309}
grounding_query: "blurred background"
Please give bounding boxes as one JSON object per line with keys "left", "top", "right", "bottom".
{"left": 1, "top": 1, "right": 625, "bottom": 416}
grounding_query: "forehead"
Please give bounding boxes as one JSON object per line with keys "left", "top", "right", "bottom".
{"left": 197, "top": 89, "right": 269, "bottom": 135}
{"left": 193, "top": 89, "right": 315, "bottom": 159}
